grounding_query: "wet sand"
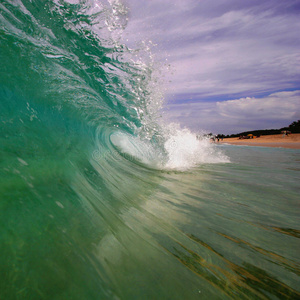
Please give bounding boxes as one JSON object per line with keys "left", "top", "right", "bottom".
{"left": 218, "top": 133, "right": 300, "bottom": 149}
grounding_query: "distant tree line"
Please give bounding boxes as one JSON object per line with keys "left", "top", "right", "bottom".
{"left": 218, "top": 120, "right": 300, "bottom": 138}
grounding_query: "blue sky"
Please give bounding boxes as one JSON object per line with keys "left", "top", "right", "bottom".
{"left": 122, "top": 0, "right": 300, "bottom": 134}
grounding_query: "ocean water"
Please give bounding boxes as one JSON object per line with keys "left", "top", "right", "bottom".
{"left": 1, "top": 1, "right": 299, "bottom": 299}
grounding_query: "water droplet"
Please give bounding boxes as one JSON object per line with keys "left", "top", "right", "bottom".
{"left": 56, "top": 201, "right": 64, "bottom": 209}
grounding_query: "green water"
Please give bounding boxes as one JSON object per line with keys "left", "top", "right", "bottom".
{"left": 1, "top": 0, "right": 300, "bottom": 299}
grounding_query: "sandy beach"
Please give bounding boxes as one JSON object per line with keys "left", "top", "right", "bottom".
{"left": 218, "top": 133, "right": 300, "bottom": 149}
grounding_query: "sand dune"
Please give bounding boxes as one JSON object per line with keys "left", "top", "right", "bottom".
{"left": 218, "top": 133, "right": 300, "bottom": 149}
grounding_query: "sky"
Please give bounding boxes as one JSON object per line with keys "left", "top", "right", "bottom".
{"left": 122, "top": 0, "right": 300, "bottom": 134}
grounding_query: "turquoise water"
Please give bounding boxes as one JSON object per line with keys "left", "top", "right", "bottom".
{"left": 1, "top": 1, "right": 300, "bottom": 299}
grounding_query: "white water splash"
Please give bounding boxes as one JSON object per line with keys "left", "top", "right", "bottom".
{"left": 163, "top": 123, "right": 230, "bottom": 170}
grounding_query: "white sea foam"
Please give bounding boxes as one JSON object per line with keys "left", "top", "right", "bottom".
{"left": 162, "top": 123, "right": 230, "bottom": 170}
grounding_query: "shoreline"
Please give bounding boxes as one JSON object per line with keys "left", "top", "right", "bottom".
{"left": 217, "top": 133, "right": 300, "bottom": 149}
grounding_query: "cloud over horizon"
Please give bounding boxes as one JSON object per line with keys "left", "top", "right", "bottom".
{"left": 164, "top": 91, "right": 300, "bottom": 134}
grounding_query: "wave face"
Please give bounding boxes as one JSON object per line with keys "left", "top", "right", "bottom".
{"left": 2, "top": 1, "right": 299, "bottom": 299}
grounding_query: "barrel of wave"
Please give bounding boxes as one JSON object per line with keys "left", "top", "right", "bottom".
{"left": 108, "top": 124, "right": 230, "bottom": 171}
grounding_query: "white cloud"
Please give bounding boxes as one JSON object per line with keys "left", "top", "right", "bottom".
{"left": 124, "top": 0, "right": 300, "bottom": 98}
{"left": 217, "top": 91, "right": 300, "bottom": 119}
{"left": 122, "top": 0, "right": 300, "bottom": 132}
{"left": 164, "top": 91, "right": 300, "bottom": 134}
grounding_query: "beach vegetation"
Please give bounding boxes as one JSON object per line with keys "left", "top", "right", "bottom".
{"left": 222, "top": 120, "right": 300, "bottom": 138}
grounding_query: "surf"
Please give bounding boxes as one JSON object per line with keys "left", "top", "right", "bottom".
{"left": 3, "top": 1, "right": 299, "bottom": 300}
